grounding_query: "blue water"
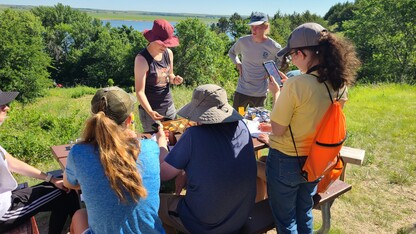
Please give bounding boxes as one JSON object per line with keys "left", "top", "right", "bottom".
{"left": 102, "top": 19, "right": 233, "bottom": 40}
{"left": 102, "top": 20, "right": 177, "bottom": 32}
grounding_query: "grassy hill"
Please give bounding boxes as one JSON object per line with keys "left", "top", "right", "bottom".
{"left": 1, "top": 83, "right": 415, "bottom": 233}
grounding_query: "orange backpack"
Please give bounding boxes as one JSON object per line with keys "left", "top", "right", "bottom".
{"left": 290, "top": 81, "right": 347, "bottom": 193}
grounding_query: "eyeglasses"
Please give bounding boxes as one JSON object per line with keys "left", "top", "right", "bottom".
{"left": 286, "top": 50, "right": 298, "bottom": 62}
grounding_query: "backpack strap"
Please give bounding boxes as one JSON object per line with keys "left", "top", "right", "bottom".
{"left": 289, "top": 125, "right": 308, "bottom": 179}
{"left": 323, "top": 81, "right": 334, "bottom": 104}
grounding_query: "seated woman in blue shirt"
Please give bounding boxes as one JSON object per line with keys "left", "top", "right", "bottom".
{"left": 64, "top": 87, "right": 167, "bottom": 234}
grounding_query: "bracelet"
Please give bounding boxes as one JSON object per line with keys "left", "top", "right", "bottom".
{"left": 45, "top": 173, "right": 53, "bottom": 183}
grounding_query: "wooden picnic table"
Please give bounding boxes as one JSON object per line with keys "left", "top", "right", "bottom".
{"left": 51, "top": 138, "right": 270, "bottom": 170}
{"left": 51, "top": 136, "right": 364, "bottom": 172}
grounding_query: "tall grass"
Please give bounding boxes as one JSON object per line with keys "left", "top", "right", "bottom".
{"left": 1, "top": 84, "right": 414, "bottom": 233}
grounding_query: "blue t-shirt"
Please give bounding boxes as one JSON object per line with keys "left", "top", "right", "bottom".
{"left": 165, "top": 120, "right": 257, "bottom": 234}
{"left": 65, "top": 139, "right": 165, "bottom": 234}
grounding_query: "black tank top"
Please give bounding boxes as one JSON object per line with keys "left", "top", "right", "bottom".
{"left": 138, "top": 48, "right": 173, "bottom": 109}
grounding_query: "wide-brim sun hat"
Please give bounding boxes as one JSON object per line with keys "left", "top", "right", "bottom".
{"left": 143, "top": 19, "right": 179, "bottom": 47}
{"left": 178, "top": 84, "right": 243, "bottom": 124}
{"left": 248, "top": 12, "right": 268, "bottom": 26}
{"left": 91, "top": 86, "right": 137, "bottom": 125}
{"left": 277, "top": 22, "right": 327, "bottom": 57}
{"left": 0, "top": 89, "right": 19, "bottom": 106}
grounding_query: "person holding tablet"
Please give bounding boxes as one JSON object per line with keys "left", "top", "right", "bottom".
{"left": 266, "top": 23, "right": 360, "bottom": 233}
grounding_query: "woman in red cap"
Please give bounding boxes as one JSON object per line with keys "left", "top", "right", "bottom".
{"left": 134, "top": 19, "right": 184, "bottom": 133}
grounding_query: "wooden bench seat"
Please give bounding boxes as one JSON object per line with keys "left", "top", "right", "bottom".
{"left": 240, "top": 179, "right": 352, "bottom": 234}
{"left": 3, "top": 216, "right": 39, "bottom": 234}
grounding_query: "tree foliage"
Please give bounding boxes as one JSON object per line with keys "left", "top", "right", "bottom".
{"left": 269, "top": 11, "right": 327, "bottom": 46}
{"left": 228, "top": 13, "right": 250, "bottom": 39}
{"left": 174, "top": 18, "right": 237, "bottom": 93}
{"left": 1, "top": 1, "right": 415, "bottom": 100}
{"left": 344, "top": 0, "right": 416, "bottom": 83}
{"left": 31, "top": 4, "right": 104, "bottom": 86}
{"left": 30, "top": 4, "right": 149, "bottom": 88}
{"left": 324, "top": 2, "right": 357, "bottom": 31}
{"left": 0, "top": 10, "right": 51, "bottom": 102}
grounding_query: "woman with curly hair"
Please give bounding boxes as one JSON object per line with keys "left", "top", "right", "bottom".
{"left": 265, "top": 23, "right": 360, "bottom": 233}
{"left": 64, "top": 87, "right": 167, "bottom": 234}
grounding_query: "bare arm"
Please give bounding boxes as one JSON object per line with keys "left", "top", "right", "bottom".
{"left": 153, "top": 122, "right": 180, "bottom": 181}
{"left": 160, "top": 161, "right": 181, "bottom": 181}
{"left": 6, "top": 153, "right": 68, "bottom": 191}
{"left": 156, "top": 124, "right": 168, "bottom": 164}
{"left": 134, "top": 54, "right": 164, "bottom": 120}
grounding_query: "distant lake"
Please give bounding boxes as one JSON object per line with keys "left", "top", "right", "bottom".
{"left": 102, "top": 20, "right": 177, "bottom": 32}
{"left": 101, "top": 19, "right": 233, "bottom": 40}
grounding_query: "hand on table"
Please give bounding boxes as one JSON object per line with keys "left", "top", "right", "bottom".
{"left": 258, "top": 122, "right": 272, "bottom": 132}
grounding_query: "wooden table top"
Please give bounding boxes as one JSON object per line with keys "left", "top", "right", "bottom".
{"left": 50, "top": 134, "right": 363, "bottom": 169}
{"left": 51, "top": 136, "right": 268, "bottom": 169}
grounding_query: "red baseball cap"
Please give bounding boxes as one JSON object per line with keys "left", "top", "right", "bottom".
{"left": 143, "top": 19, "right": 179, "bottom": 47}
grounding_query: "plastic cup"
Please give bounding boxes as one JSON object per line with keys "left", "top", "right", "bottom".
{"left": 238, "top": 106, "right": 245, "bottom": 116}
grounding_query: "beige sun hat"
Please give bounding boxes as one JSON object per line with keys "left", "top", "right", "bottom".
{"left": 178, "top": 84, "right": 242, "bottom": 124}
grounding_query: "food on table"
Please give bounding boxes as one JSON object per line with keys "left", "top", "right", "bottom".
{"left": 161, "top": 118, "right": 197, "bottom": 133}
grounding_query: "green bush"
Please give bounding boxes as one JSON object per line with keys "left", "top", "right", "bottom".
{"left": 0, "top": 87, "right": 93, "bottom": 164}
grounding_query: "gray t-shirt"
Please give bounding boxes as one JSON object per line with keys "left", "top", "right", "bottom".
{"left": 229, "top": 35, "right": 282, "bottom": 97}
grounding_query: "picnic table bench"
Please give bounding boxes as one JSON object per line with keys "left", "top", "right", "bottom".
{"left": 242, "top": 144, "right": 365, "bottom": 234}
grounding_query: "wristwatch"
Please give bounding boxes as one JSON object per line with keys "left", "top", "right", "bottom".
{"left": 45, "top": 173, "right": 53, "bottom": 183}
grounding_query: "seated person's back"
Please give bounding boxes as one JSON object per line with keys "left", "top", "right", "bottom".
{"left": 64, "top": 87, "right": 166, "bottom": 234}
{"left": 66, "top": 139, "right": 163, "bottom": 233}
{"left": 160, "top": 84, "right": 257, "bottom": 234}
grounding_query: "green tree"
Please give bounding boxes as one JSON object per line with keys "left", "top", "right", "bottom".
{"left": 228, "top": 13, "right": 250, "bottom": 39}
{"left": 69, "top": 29, "right": 132, "bottom": 87}
{"left": 109, "top": 25, "right": 148, "bottom": 87}
{"left": 174, "top": 18, "right": 237, "bottom": 92}
{"left": 211, "top": 16, "right": 229, "bottom": 34}
{"left": 32, "top": 4, "right": 104, "bottom": 86}
{"left": 324, "top": 2, "right": 358, "bottom": 31}
{"left": 344, "top": 0, "right": 416, "bottom": 83}
{"left": 269, "top": 11, "right": 293, "bottom": 45}
{"left": 0, "top": 10, "right": 51, "bottom": 102}
{"left": 269, "top": 11, "right": 327, "bottom": 50}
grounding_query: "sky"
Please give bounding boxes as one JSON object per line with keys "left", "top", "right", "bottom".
{"left": 0, "top": 0, "right": 352, "bottom": 17}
